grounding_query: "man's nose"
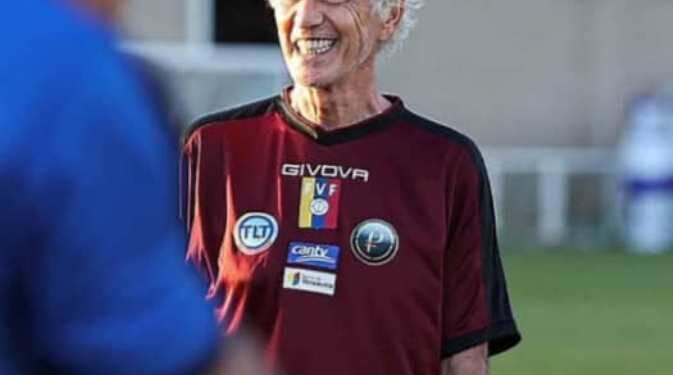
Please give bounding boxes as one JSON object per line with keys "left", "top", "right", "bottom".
{"left": 295, "top": 0, "right": 324, "bottom": 28}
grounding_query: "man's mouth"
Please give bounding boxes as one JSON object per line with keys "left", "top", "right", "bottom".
{"left": 294, "top": 38, "right": 338, "bottom": 56}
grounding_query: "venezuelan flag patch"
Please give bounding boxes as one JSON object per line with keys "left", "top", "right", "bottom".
{"left": 298, "top": 177, "right": 341, "bottom": 229}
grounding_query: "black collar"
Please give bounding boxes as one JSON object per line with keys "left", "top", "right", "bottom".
{"left": 276, "top": 87, "right": 406, "bottom": 146}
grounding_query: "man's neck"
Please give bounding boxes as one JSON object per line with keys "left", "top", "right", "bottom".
{"left": 289, "top": 80, "right": 391, "bottom": 130}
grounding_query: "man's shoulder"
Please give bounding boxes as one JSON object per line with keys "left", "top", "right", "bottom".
{"left": 400, "top": 108, "right": 485, "bottom": 166}
{"left": 182, "top": 96, "right": 279, "bottom": 144}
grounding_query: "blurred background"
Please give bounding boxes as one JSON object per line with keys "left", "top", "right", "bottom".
{"left": 119, "top": 1, "right": 673, "bottom": 373}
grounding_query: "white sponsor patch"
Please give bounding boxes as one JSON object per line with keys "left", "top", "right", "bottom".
{"left": 233, "top": 212, "right": 279, "bottom": 255}
{"left": 282, "top": 267, "right": 336, "bottom": 296}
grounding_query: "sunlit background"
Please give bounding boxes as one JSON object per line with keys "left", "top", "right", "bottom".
{"left": 120, "top": 1, "right": 673, "bottom": 374}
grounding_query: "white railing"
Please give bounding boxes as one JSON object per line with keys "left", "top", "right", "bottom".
{"left": 123, "top": 41, "right": 287, "bottom": 77}
{"left": 122, "top": 41, "right": 289, "bottom": 120}
{"left": 483, "top": 147, "right": 617, "bottom": 246}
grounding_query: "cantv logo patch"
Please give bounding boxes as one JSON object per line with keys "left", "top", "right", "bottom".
{"left": 287, "top": 242, "right": 341, "bottom": 270}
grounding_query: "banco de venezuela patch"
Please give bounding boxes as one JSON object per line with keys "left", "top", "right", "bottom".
{"left": 298, "top": 177, "right": 341, "bottom": 229}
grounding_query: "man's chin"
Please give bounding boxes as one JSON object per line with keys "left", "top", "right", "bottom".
{"left": 287, "top": 66, "right": 337, "bottom": 89}
{"left": 293, "top": 75, "right": 334, "bottom": 90}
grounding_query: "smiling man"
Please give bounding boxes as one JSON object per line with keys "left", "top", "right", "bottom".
{"left": 181, "top": 1, "right": 521, "bottom": 374}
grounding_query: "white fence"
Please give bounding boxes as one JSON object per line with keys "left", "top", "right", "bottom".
{"left": 484, "top": 147, "right": 618, "bottom": 247}
{"left": 123, "top": 42, "right": 289, "bottom": 121}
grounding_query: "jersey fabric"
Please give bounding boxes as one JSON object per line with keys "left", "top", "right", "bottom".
{"left": 182, "top": 89, "right": 521, "bottom": 375}
{"left": 0, "top": 2, "right": 218, "bottom": 374}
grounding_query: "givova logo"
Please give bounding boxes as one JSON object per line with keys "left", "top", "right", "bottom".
{"left": 281, "top": 163, "right": 369, "bottom": 182}
{"left": 233, "top": 212, "right": 279, "bottom": 255}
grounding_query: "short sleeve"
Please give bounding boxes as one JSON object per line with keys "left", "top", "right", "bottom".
{"left": 181, "top": 129, "right": 227, "bottom": 290}
{"left": 441, "top": 146, "right": 521, "bottom": 358}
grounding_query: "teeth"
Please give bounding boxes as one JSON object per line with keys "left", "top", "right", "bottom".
{"left": 295, "top": 39, "right": 336, "bottom": 56}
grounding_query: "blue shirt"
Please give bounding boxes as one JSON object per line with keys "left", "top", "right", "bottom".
{"left": 0, "top": 2, "right": 218, "bottom": 374}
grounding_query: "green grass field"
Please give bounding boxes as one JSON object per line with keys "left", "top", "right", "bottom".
{"left": 492, "top": 250, "right": 673, "bottom": 375}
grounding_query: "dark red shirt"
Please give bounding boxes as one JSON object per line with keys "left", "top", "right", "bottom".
{"left": 181, "top": 92, "right": 521, "bottom": 375}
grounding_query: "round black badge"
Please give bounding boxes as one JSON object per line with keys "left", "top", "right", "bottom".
{"left": 350, "top": 219, "right": 399, "bottom": 266}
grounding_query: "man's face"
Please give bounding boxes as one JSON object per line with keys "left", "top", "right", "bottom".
{"left": 270, "top": 0, "right": 389, "bottom": 88}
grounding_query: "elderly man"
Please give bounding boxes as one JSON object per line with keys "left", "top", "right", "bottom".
{"left": 182, "top": 1, "right": 521, "bottom": 374}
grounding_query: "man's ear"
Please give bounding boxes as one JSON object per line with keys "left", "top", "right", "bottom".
{"left": 379, "top": 1, "right": 404, "bottom": 42}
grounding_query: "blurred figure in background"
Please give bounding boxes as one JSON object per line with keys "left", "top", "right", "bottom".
{"left": 182, "top": 1, "right": 520, "bottom": 375}
{"left": 0, "top": 0, "right": 232, "bottom": 374}
{"left": 619, "top": 92, "right": 673, "bottom": 254}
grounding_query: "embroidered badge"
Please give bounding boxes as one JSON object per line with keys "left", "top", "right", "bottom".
{"left": 282, "top": 267, "right": 337, "bottom": 296}
{"left": 233, "top": 212, "right": 279, "bottom": 255}
{"left": 298, "top": 177, "right": 341, "bottom": 229}
{"left": 287, "top": 242, "right": 341, "bottom": 270}
{"left": 350, "top": 219, "right": 400, "bottom": 266}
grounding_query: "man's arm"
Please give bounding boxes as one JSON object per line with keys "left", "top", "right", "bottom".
{"left": 440, "top": 145, "right": 521, "bottom": 373}
{"left": 441, "top": 343, "right": 488, "bottom": 375}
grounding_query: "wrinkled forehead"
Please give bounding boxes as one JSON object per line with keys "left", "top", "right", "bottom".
{"left": 268, "top": 0, "right": 375, "bottom": 9}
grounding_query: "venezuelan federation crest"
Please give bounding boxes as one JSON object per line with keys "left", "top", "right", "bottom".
{"left": 298, "top": 177, "right": 341, "bottom": 229}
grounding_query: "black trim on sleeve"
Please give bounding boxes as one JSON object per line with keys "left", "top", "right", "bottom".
{"left": 468, "top": 144, "right": 523, "bottom": 356}
{"left": 441, "top": 320, "right": 521, "bottom": 359}
{"left": 404, "top": 110, "right": 523, "bottom": 358}
{"left": 180, "top": 96, "right": 277, "bottom": 227}
{"left": 401, "top": 110, "right": 475, "bottom": 150}
{"left": 487, "top": 319, "right": 522, "bottom": 356}
{"left": 181, "top": 95, "right": 279, "bottom": 145}
{"left": 441, "top": 327, "right": 489, "bottom": 359}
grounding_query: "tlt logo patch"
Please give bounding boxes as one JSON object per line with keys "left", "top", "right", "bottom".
{"left": 298, "top": 177, "right": 341, "bottom": 229}
{"left": 287, "top": 242, "right": 341, "bottom": 270}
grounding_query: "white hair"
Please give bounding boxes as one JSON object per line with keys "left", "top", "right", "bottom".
{"left": 267, "top": 0, "right": 423, "bottom": 55}
{"left": 373, "top": 0, "right": 424, "bottom": 55}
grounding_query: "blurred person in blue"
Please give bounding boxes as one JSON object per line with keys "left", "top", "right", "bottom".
{"left": 0, "top": 0, "right": 237, "bottom": 374}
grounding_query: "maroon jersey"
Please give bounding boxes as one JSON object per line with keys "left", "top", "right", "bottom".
{"left": 181, "top": 91, "right": 521, "bottom": 375}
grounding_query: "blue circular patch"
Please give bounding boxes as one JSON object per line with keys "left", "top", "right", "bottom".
{"left": 350, "top": 219, "right": 399, "bottom": 266}
{"left": 233, "top": 212, "right": 279, "bottom": 255}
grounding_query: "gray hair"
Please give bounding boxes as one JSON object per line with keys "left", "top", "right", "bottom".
{"left": 373, "top": 0, "right": 424, "bottom": 55}
{"left": 267, "top": 0, "right": 423, "bottom": 55}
